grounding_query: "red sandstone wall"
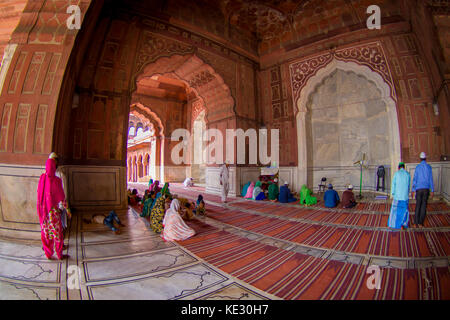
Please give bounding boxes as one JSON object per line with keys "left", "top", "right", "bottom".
{"left": 0, "top": 0, "right": 27, "bottom": 61}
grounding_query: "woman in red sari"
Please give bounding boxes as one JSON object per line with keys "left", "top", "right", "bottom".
{"left": 37, "top": 156, "right": 68, "bottom": 260}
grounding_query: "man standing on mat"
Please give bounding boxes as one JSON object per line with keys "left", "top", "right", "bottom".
{"left": 219, "top": 162, "right": 229, "bottom": 203}
{"left": 411, "top": 152, "right": 434, "bottom": 228}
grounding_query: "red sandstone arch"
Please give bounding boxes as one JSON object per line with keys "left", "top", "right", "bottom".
{"left": 134, "top": 54, "right": 235, "bottom": 124}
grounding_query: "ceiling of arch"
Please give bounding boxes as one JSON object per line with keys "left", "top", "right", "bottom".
{"left": 114, "top": 0, "right": 404, "bottom": 55}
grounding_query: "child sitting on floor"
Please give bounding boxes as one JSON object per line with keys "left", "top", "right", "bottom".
{"left": 194, "top": 195, "right": 206, "bottom": 216}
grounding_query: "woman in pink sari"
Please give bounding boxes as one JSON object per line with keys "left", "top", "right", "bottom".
{"left": 161, "top": 199, "right": 195, "bottom": 241}
{"left": 37, "top": 157, "right": 68, "bottom": 260}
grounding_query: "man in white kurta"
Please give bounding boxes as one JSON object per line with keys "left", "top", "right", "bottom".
{"left": 219, "top": 163, "right": 229, "bottom": 203}
{"left": 183, "top": 177, "right": 194, "bottom": 188}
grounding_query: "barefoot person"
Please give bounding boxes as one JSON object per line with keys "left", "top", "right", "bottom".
{"left": 411, "top": 152, "right": 434, "bottom": 228}
{"left": 219, "top": 163, "right": 229, "bottom": 203}
{"left": 83, "top": 210, "right": 125, "bottom": 234}
{"left": 388, "top": 162, "right": 411, "bottom": 230}
{"left": 37, "top": 155, "right": 70, "bottom": 260}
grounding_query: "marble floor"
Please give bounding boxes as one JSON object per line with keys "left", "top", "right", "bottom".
{"left": 1, "top": 183, "right": 449, "bottom": 300}
{"left": 0, "top": 205, "right": 278, "bottom": 300}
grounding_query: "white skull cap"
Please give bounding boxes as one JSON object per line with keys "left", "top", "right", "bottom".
{"left": 420, "top": 152, "right": 426, "bottom": 159}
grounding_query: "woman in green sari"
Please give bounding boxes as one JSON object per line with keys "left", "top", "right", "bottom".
{"left": 299, "top": 184, "right": 317, "bottom": 206}
{"left": 159, "top": 182, "right": 171, "bottom": 197}
{"left": 268, "top": 178, "right": 279, "bottom": 201}
{"left": 141, "top": 191, "right": 156, "bottom": 217}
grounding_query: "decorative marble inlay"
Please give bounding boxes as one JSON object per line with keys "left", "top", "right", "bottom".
{"left": 289, "top": 42, "right": 396, "bottom": 104}
{"left": 87, "top": 263, "right": 227, "bottom": 300}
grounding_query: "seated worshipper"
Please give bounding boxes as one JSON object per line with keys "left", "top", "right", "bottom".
{"left": 278, "top": 182, "right": 297, "bottom": 203}
{"left": 241, "top": 181, "right": 251, "bottom": 197}
{"left": 150, "top": 180, "right": 161, "bottom": 194}
{"left": 140, "top": 190, "right": 150, "bottom": 209}
{"left": 161, "top": 199, "right": 196, "bottom": 242}
{"left": 342, "top": 184, "right": 357, "bottom": 209}
{"left": 299, "top": 184, "right": 317, "bottom": 206}
{"left": 261, "top": 176, "right": 270, "bottom": 191}
{"left": 150, "top": 194, "right": 170, "bottom": 233}
{"left": 252, "top": 181, "right": 266, "bottom": 200}
{"left": 128, "top": 189, "right": 140, "bottom": 205}
{"left": 194, "top": 195, "right": 206, "bottom": 216}
{"left": 268, "top": 179, "right": 280, "bottom": 201}
{"left": 83, "top": 210, "right": 125, "bottom": 235}
{"left": 244, "top": 182, "right": 255, "bottom": 199}
{"left": 324, "top": 184, "right": 340, "bottom": 208}
{"left": 158, "top": 182, "right": 171, "bottom": 198}
{"left": 141, "top": 191, "right": 156, "bottom": 218}
{"left": 181, "top": 202, "right": 195, "bottom": 220}
{"left": 183, "top": 177, "right": 194, "bottom": 188}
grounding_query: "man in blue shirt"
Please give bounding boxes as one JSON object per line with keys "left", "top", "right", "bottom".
{"left": 411, "top": 152, "right": 434, "bottom": 228}
{"left": 388, "top": 162, "right": 411, "bottom": 229}
{"left": 324, "top": 184, "right": 340, "bottom": 208}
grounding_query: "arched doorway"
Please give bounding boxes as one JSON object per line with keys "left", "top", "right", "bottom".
{"left": 191, "top": 109, "right": 207, "bottom": 185}
{"left": 295, "top": 59, "right": 400, "bottom": 192}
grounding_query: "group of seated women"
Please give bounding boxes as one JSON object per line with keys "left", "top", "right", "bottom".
{"left": 128, "top": 180, "right": 206, "bottom": 242}
{"left": 241, "top": 178, "right": 318, "bottom": 206}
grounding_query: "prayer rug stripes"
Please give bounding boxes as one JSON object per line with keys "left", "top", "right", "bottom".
{"left": 225, "top": 201, "right": 450, "bottom": 228}
{"left": 205, "top": 209, "right": 449, "bottom": 258}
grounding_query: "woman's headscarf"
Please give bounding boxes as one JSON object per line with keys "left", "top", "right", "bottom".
{"left": 241, "top": 182, "right": 251, "bottom": 197}
{"left": 163, "top": 199, "right": 180, "bottom": 226}
{"left": 148, "top": 178, "right": 153, "bottom": 187}
{"left": 150, "top": 180, "right": 161, "bottom": 193}
{"left": 244, "top": 182, "right": 255, "bottom": 199}
{"left": 37, "top": 158, "right": 66, "bottom": 221}
{"left": 252, "top": 184, "right": 262, "bottom": 200}
{"left": 255, "top": 181, "right": 262, "bottom": 188}
{"left": 197, "top": 194, "right": 204, "bottom": 205}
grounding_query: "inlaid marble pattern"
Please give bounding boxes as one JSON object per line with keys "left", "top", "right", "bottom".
{"left": 84, "top": 248, "right": 198, "bottom": 282}
{"left": 86, "top": 263, "right": 227, "bottom": 300}
{"left": 0, "top": 280, "right": 60, "bottom": 300}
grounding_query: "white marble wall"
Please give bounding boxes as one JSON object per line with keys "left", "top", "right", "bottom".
{"left": 0, "top": 163, "right": 44, "bottom": 241}
{"left": 205, "top": 166, "right": 238, "bottom": 197}
{"left": 62, "top": 165, "right": 127, "bottom": 212}
{"left": 406, "top": 161, "right": 450, "bottom": 202}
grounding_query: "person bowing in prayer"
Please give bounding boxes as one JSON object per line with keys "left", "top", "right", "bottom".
{"left": 278, "top": 182, "right": 297, "bottom": 203}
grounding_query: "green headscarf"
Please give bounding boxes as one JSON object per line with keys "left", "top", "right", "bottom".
{"left": 255, "top": 181, "right": 262, "bottom": 188}
{"left": 300, "top": 184, "right": 317, "bottom": 206}
{"left": 268, "top": 182, "right": 279, "bottom": 200}
{"left": 160, "top": 182, "right": 170, "bottom": 196}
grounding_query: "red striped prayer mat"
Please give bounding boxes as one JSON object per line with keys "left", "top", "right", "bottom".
{"left": 219, "top": 200, "right": 450, "bottom": 228}
{"left": 202, "top": 203, "right": 450, "bottom": 258}
{"left": 178, "top": 219, "right": 450, "bottom": 300}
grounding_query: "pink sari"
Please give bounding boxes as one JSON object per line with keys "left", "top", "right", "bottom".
{"left": 37, "top": 159, "right": 66, "bottom": 259}
{"left": 244, "top": 182, "right": 255, "bottom": 199}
